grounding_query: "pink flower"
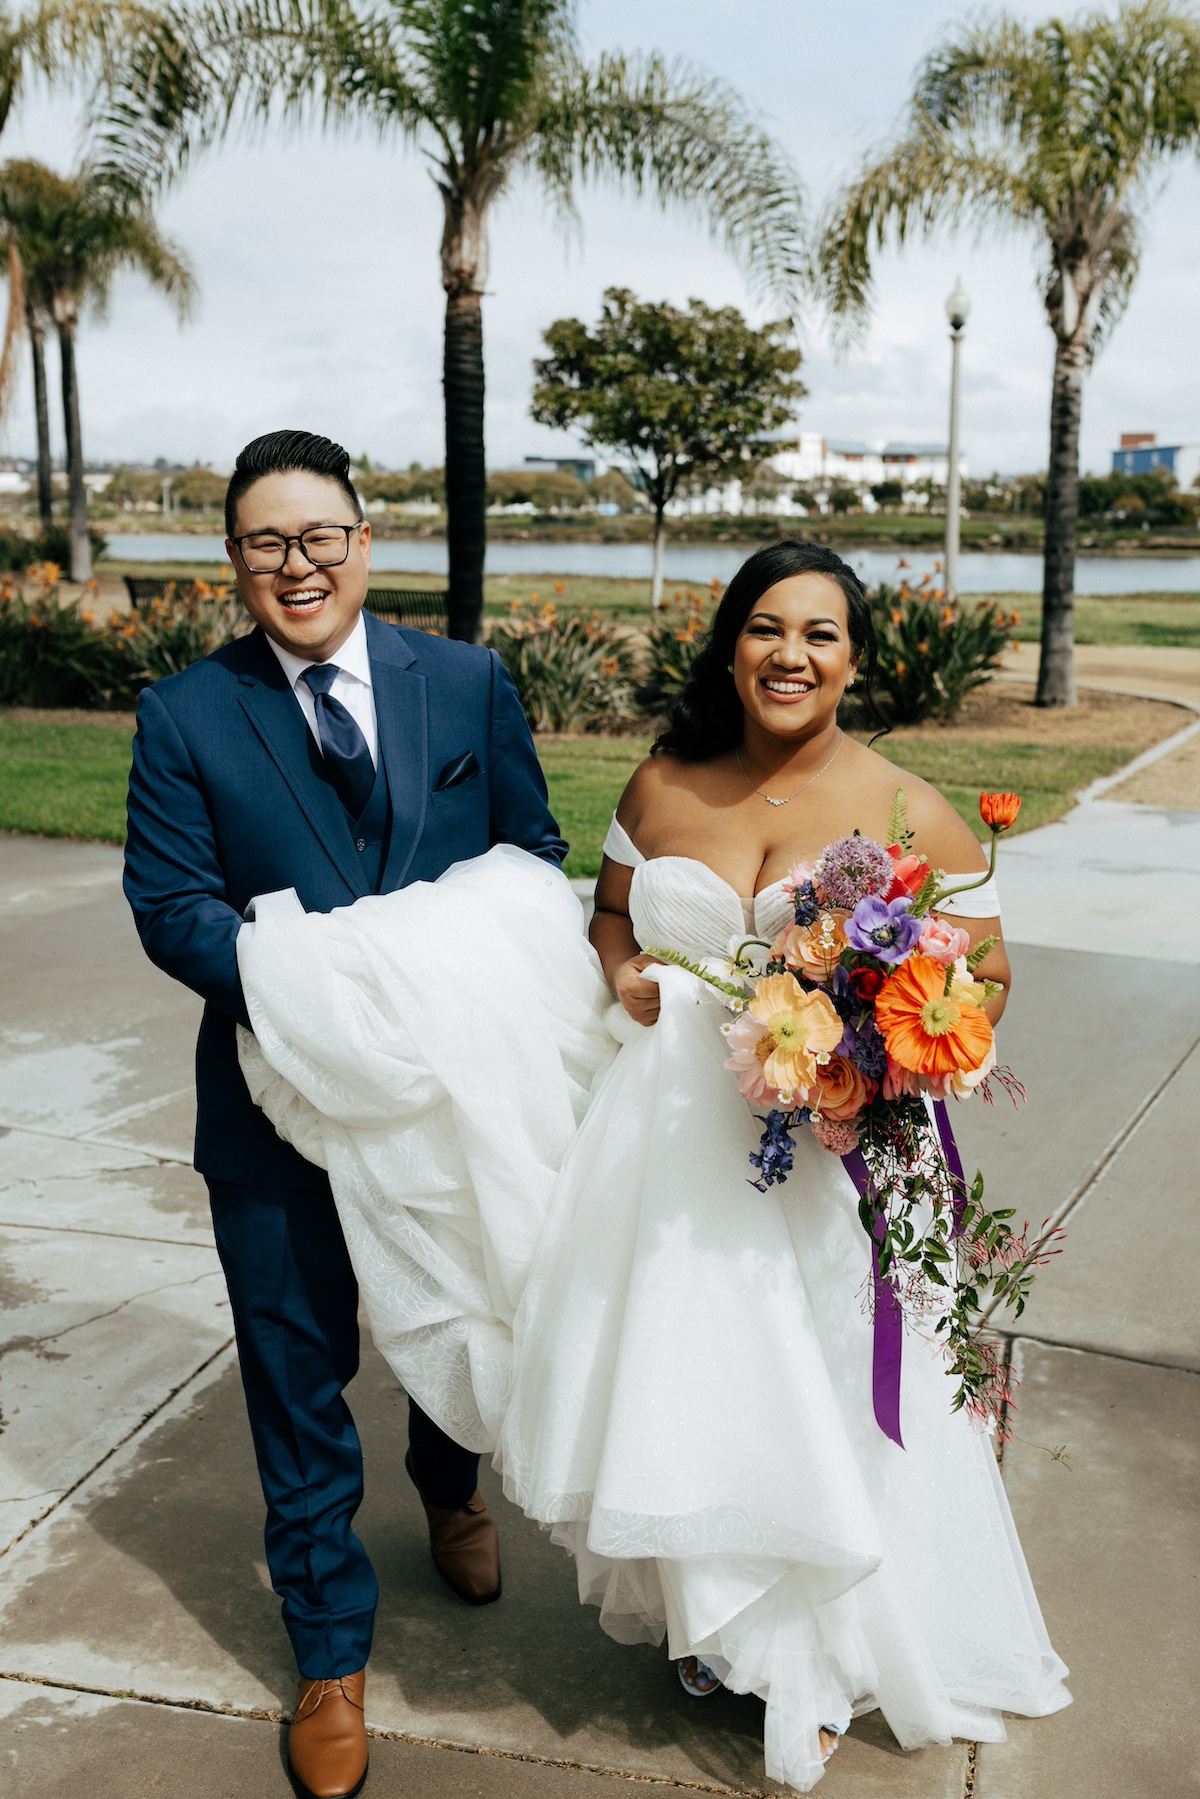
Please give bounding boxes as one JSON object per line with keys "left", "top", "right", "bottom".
{"left": 781, "top": 859, "right": 815, "bottom": 899}
{"left": 811, "top": 1115, "right": 861, "bottom": 1155}
{"left": 918, "top": 916, "right": 971, "bottom": 966}
{"left": 882, "top": 1055, "right": 925, "bottom": 1101}
{"left": 723, "top": 1012, "right": 782, "bottom": 1104}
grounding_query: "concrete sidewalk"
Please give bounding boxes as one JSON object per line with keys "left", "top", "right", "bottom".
{"left": 1, "top": 831, "right": 1197, "bottom": 1798}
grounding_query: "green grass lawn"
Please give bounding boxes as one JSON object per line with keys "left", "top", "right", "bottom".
{"left": 1007, "top": 592, "right": 1200, "bottom": 648}
{"left": 0, "top": 717, "right": 134, "bottom": 841}
{"left": 0, "top": 716, "right": 1151, "bottom": 875}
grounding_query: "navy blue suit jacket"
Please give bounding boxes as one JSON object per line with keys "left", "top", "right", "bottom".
{"left": 124, "top": 611, "right": 566, "bottom": 1187}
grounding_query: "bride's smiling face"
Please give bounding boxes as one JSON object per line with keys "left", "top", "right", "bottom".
{"left": 731, "top": 573, "right": 858, "bottom": 742}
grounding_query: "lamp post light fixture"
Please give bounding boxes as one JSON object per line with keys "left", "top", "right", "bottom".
{"left": 944, "top": 278, "right": 970, "bottom": 601}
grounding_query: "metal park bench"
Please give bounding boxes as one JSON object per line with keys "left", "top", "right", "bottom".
{"left": 124, "top": 576, "right": 180, "bottom": 608}
{"left": 123, "top": 575, "right": 448, "bottom": 636}
{"left": 363, "top": 586, "right": 448, "bottom": 634}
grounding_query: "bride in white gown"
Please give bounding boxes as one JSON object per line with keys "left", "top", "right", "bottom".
{"left": 236, "top": 541, "right": 1069, "bottom": 1793}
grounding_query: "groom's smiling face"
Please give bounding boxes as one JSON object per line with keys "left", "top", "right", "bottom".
{"left": 227, "top": 469, "right": 372, "bottom": 662}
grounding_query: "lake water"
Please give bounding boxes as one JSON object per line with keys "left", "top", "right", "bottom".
{"left": 103, "top": 534, "right": 1200, "bottom": 595}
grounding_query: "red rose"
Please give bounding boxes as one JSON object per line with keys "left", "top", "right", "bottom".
{"left": 849, "top": 966, "right": 887, "bottom": 1003}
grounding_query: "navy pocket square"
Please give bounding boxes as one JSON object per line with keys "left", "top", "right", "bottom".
{"left": 434, "top": 750, "right": 481, "bottom": 792}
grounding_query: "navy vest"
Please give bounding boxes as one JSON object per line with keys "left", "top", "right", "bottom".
{"left": 344, "top": 754, "right": 392, "bottom": 892}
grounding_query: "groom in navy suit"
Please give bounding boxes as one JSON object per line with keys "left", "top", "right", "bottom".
{"left": 124, "top": 430, "right": 565, "bottom": 1799}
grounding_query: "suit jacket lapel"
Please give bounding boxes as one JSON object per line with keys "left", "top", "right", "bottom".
{"left": 366, "top": 613, "right": 428, "bottom": 891}
{"left": 236, "top": 630, "right": 368, "bottom": 898}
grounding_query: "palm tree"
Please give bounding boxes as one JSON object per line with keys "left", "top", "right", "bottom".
{"left": 0, "top": 6, "right": 177, "bottom": 402}
{"left": 94, "top": 0, "right": 804, "bottom": 641}
{"left": 0, "top": 160, "right": 196, "bottom": 580}
{"left": 819, "top": 2, "right": 1200, "bottom": 707}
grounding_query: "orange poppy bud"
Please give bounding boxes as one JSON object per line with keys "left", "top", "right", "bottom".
{"left": 979, "top": 791, "right": 1021, "bottom": 831}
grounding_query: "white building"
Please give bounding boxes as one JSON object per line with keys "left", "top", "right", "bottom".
{"left": 769, "top": 433, "right": 965, "bottom": 491}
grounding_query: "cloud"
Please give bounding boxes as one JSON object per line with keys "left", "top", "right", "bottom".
{"left": 0, "top": 0, "right": 1194, "bottom": 477}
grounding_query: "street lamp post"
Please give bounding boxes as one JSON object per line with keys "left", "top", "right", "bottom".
{"left": 944, "top": 279, "right": 970, "bottom": 601}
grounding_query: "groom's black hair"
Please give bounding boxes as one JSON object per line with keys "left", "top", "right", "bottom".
{"left": 653, "top": 540, "right": 890, "bottom": 759}
{"left": 225, "top": 430, "right": 363, "bottom": 537}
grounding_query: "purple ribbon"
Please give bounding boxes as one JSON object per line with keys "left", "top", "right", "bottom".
{"left": 841, "top": 1101, "right": 968, "bottom": 1450}
{"left": 841, "top": 1145, "right": 905, "bottom": 1449}
{"left": 932, "top": 1098, "right": 968, "bottom": 1236}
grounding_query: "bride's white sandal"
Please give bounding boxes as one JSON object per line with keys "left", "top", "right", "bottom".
{"left": 677, "top": 1656, "right": 722, "bottom": 1697}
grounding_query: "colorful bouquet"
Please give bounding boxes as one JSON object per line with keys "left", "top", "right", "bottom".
{"left": 650, "top": 789, "right": 1063, "bottom": 1441}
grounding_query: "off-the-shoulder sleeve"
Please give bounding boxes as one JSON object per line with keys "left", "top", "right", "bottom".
{"left": 602, "top": 814, "right": 645, "bottom": 867}
{"left": 937, "top": 877, "right": 1001, "bottom": 919}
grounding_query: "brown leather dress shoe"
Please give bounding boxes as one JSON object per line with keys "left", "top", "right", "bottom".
{"left": 406, "top": 1450, "right": 501, "bottom": 1604}
{"left": 287, "top": 1670, "right": 368, "bottom": 1799}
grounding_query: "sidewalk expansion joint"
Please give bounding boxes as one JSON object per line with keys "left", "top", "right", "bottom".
{"left": 984, "top": 1024, "right": 1200, "bottom": 1326}
{"left": 1006, "top": 1329, "right": 1200, "bottom": 1379}
{"left": 0, "top": 1119, "right": 192, "bottom": 1166}
{"left": 0, "top": 1337, "right": 235, "bottom": 1561}
{"left": 0, "top": 1218, "right": 214, "bottom": 1248}
{"left": 0, "top": 1670, "right": 776, "bottom": 1794}
{"left": 962, "top": 1740, "right": 978, "bottom": 1798}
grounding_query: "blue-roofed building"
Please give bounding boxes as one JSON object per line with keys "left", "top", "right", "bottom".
{"left": 1111, "top": 435, "right": 1199, "bottom": 487}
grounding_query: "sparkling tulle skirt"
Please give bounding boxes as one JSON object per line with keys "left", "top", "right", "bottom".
{"left": 234, "top": 847, "right": 1069, "bottom": 1793}
{"left": 498, "top": 966, "right": 1070, "bottom": 1790}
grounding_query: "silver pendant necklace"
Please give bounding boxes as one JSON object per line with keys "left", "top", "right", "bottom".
{"left": 735, "top": 730, "right": 845, "bottom": 807}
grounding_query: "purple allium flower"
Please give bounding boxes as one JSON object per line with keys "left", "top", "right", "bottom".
{"left": 844, "top": 895, "right": 922, "bottom": 963}
{"left": 815, "top": 835, "right": 894, "bottom": 910}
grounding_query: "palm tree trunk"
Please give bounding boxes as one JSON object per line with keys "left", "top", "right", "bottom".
{"left": 28, "top": 304, "right": 53, "bottom": 530}
{"left": 56, "top": 317, "right": 91, "bottom": 584}
{"left": 1036, "top": 332, "right": 1084, "bottom": 708}
{"left": 443, "top": 289, "right": 486, "bottom": 642}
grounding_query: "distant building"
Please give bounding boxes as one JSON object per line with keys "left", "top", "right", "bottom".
{"left": 523, "top": 455, "right": 596, "bottom": 484}
{"left": 1111, "top": 434, "right": 1199, "bottom": 488}
{"left": 769, "top": 432, "right": 966, "bottom": 490}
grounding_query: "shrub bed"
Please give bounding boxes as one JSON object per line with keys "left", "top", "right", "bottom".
{"left": 0, "top": 569, "right": 246, "bottom": 708}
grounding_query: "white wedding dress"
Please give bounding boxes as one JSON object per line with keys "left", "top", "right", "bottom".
{"left": 235, "top": 837, "right": 1069, "bottom": 1794}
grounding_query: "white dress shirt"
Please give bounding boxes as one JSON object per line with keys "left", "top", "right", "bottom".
{"left": 264, "top": 611, "right": 379, "bottom": 767}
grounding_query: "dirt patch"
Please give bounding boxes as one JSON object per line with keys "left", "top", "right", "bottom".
{"left": 880, "top": 680, "right": 1187, "bottom": 750}
{"left": 1103, "top": 731, "right": 1200, "bottom": 809}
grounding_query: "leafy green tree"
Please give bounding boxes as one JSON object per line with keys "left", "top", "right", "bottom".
{"left": 819, "top": 2, "right": 1200, "bottom": 706}
{"left": 531, "top": 288, "right": 803, "bottom": 607}
{"left": 93, "top": 0, "right": 803, "bottom": 640}
{"left": 871, "top": 478, "right": 904, "bottom": 509}
{"left": 0, "top": 159, "right": 194, "bottom": 579}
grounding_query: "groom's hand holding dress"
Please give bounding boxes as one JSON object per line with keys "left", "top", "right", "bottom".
{"left": 123, "top": 432, "right": 565, "bottom": 1799}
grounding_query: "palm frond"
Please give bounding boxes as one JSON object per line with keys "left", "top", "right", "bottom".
{"left": 531, "top": 48, "right": 805, "bottom": 309}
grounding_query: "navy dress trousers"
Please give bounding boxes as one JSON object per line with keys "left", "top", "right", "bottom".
{"left": 124, "top": 612, "right": 566, "bottom": 1676}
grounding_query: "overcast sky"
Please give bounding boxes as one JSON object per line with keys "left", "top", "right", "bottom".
{"left": 2, "top": 0, "right": 1197, "bottom": 477}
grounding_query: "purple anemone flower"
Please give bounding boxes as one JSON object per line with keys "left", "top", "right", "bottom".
{"left": 844, "top": 895, "right": 922, "bottom": 964}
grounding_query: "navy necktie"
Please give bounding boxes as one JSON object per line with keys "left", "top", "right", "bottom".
{"left": 301, "top": 663, "right": 376, "bottom": 819}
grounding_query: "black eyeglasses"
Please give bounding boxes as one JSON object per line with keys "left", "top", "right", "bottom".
{"left": 231, "top": 523, "right": 364, "bottom": 574}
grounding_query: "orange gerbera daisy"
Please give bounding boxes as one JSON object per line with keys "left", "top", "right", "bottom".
{"left": 874, "top": 954, "right": 994, "bottom": 1077}
{"left": 747, "top": 973, "right": 843, "bottom": 1098}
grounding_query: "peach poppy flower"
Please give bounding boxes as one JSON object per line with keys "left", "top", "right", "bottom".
{"left": 746, "top": 973, "right": 843, "bottom": 1099}
{"left": 874, "top": 955, "right": 994, "bottom": 1077}
{"left": 811, "top": 1054, "right": 876, "bottom": 1122}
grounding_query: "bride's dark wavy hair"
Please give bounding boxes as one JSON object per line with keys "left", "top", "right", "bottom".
{"left": 653, "top": 540, "right": 890, "bottom": 761}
